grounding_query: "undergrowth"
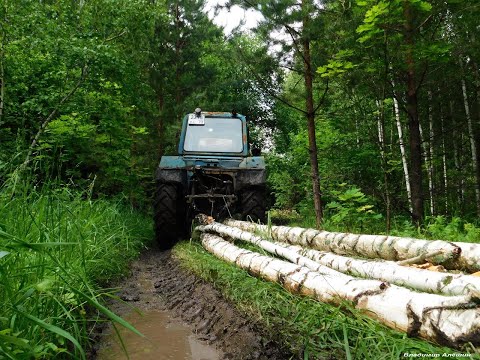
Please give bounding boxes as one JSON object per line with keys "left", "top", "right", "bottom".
{"left": 173, "top": 240, "right": 476, "bottom": 360}
{"left": 269, "top": 209, "right": 480, "bottom": 243}
{"left": 0, "top": 184, "right": 152, "bottom": 359}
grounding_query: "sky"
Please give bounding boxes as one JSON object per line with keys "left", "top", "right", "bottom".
{"left": 205, "top": 0, "right": 263, "bottom": 34}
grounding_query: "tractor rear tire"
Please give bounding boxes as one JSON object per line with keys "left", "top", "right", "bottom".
{"left": 154, "top": 182, "right": 183, "bottom": 250}
{"left": 241, "top": 187, "right": 266, "bottom": 223}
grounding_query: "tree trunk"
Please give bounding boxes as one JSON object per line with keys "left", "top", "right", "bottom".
{"left": 302, "top": 0, "right": 323, "bottom": 227}
{"left": 461, "top": 77, "right": 480, "bottom": 216}
{"left": 226, "top": 219, "right": 480, "bottom": 272}
{"left": 283, "top": 243, "right": 480, "bottom": 297}
{"left": 403, "top": 1, "right": 424, "bottom": 224}
{"left": 452, "top": 241, "right": 480, "bottom": 273}
{"left": 174, "top": 1, "right": 182, "bottom": 113}
{"left": 440, "top": 106, "right": 448, "bottom": 214}
{"left": 157, "top": 93, "right": 165, "bottom": 159}
{"left": 450, "top": 100, "right": 464, "bottom": 212}
{"left": 393, "top": 95, "right": 413, "bottom": 213}
{"left": 427, "top": 90, "right": 435, "bottom": 215}
{"left": 376, "top": 100, "right": 391, "bottom": 232}
{"left": 200, "top": 221, "right": 480, "bottom": 297}
{"left": 354, "top": 109, "right": 360, "bottom": 148}
{"left": 419, "top": 123, "right": 434, "bottom": 216}
{"left": 198, "top": 222, "right": 373, "bottom": 282}
{"left": 474, "top": 61, "right": 480, "bottom": 128}
{"left": 200, "top": 232, "right": 480, "bottom": 348}
{"left": 224, "top": 220, "right": 462, "bottom": 266}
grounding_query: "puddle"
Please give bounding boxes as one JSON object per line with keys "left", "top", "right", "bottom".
{"left": 96, "top": 310, "right": 220, "bottom": 360}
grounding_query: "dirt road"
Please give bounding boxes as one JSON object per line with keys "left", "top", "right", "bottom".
{"left": 91, "top": 247, "right": 292, "bottom": 360}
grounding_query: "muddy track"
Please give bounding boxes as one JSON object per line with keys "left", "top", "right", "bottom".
{"left": 92, "top": 247, "right": 293, "bottom": 360}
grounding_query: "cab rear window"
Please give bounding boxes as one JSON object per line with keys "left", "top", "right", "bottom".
{"left": 184, "top": 118, "right": 243, "bottom": 153}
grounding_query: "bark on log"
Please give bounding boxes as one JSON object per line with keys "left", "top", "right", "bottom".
{"left": 224, "top": 220, "right": 461, "bottom": 267}
{"left": 452, "top": 242, "right": 480, "bottom": 272}
{"left": 198, "top": 223, "right": 385, "bottom": 290}
{"left": 200, "top": 233, "right": 480, "bottom": 348}
{"left": 200, "top": 221, "right": 480, "bottom": 297}
{"left": 281, "top": 243, "right": 480, "bottom": 298}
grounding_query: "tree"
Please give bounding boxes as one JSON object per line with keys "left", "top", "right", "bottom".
{"left": 227, "top": 0, "right": 329, "bottom": 227}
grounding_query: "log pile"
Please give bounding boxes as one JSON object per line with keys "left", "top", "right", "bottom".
{"left": 194, "top": 218, "right": 480, "bottom": 349}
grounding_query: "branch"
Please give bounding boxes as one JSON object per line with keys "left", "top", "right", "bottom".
{"left": 279, "top": 64, "right": 303, "bottom": 74}
{"left": 415, "top": 14, "right": 433, "bottom": 33}
{"left": 416, "top": 61, "right": 429, "bottom": 93}
{"left": 19, "top": 64, "right": 89, "bottom": 171}
{"left": 284, "top": 24, "right": 308, "bottom": 65}
{"left": 233, "top": 43, "right": 307, "bottom": 115}
{"left": 105, "top": 28, "right": 127, "bottom": 43}
{"left": 313, "top": 79, "right": 329, "bottom": 114}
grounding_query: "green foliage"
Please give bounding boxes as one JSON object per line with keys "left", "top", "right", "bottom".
{"left": 317, "top": 59, "right": 355, "bottom": 78}
{"left": 325, "top": 185, "right": 382, "bottom": 231}
{"left": 390, "top": 216, "right": 480, "bottom": 243}
{"left": 0, "top": 185, "right": 152, "bottom": 358}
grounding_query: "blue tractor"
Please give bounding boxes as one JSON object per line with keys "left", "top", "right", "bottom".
{"left": 154, "top": 109, "right": 266, "bottom": 249}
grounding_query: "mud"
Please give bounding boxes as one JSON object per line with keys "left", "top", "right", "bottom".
{"left": 92, "top": 247, "right": 292, "bottom": 360}
{"left": 96, "top": 309, "right": 221, "bottom": 360}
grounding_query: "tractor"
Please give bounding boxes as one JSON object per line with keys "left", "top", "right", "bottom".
{"left": 154, "top": 109, "right": 266, "bottom": 249}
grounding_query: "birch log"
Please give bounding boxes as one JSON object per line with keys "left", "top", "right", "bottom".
{"left": 200, "top": 233, "right": 480, "bottom": 348}
{"left": 452, "top": 242, "right": 480, "bottom": 272}
{"left": 281, "top": 243, "right": 480, "bottom": 297}
{"left": 224, "top": 220, "right": 461, "bottom": 267}
{"left": 200, "top": 221, "right": 480, "bottom": 296}
{"left": 198, "top": 222, "right": 385, "bottom": 289}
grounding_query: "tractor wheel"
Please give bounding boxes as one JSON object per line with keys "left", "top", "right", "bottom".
{"left": 154, "top": 182, "right": 183, "bottom": 250}
{"left": 241, "top": 187, "right": 266, "bottom": 223}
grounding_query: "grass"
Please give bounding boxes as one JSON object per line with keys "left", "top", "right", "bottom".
{"left": 174, "top": 239, "right": 478, "bottom": 360}
{"left": 0, "top": 184, "right": 152, "bottom": 359}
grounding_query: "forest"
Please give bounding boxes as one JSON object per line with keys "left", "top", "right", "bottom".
{"left": 2, "top": 0, "right": 480, "bottom": 231}
{"left": 1, "top": 0, "right": 480, "bottom": 358}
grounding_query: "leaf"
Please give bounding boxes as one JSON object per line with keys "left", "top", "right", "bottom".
{"left": 0, "top": 229, "right": 15, "bottom": 240}
{"left": 413, "top": 0, "right": 432, "bottom": 12}
{"left": 357, "top": 205, "right": 374, "bottom": 212}
{"left": 75, "top": 289, "right": 144, "bottom": 338}
{"left": 16, "top": 310, "right": 85, "bottom": 359}
{"left": 35, "top": 279, "right": 55, "bottom": 293}
{"left": 0, "top": 333, "right": 31, "bottom": 349}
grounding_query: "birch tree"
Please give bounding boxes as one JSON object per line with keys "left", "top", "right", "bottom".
{"left": 461, "top": 74, "right": 480, "bottom": 216}
{"left": 393, "top": 95, "right": 413, "bottom": 213}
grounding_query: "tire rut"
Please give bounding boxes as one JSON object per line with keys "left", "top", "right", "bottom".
{"left": 91, "top": 247, "right": 293, "bottom": 360}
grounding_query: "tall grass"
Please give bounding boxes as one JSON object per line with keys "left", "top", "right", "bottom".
{"left": 0, "top": 184, "right": 152, "bottom": 359}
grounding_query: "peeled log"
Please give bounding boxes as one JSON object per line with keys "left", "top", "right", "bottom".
{"left": 200, "top": 233, "right": 480, "bottom": 348}
{"left": 224, "top": 220, "right": 462, "bottom": 269}
{"left": 281, "top": 243, "right": 480, "bottom": 298}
